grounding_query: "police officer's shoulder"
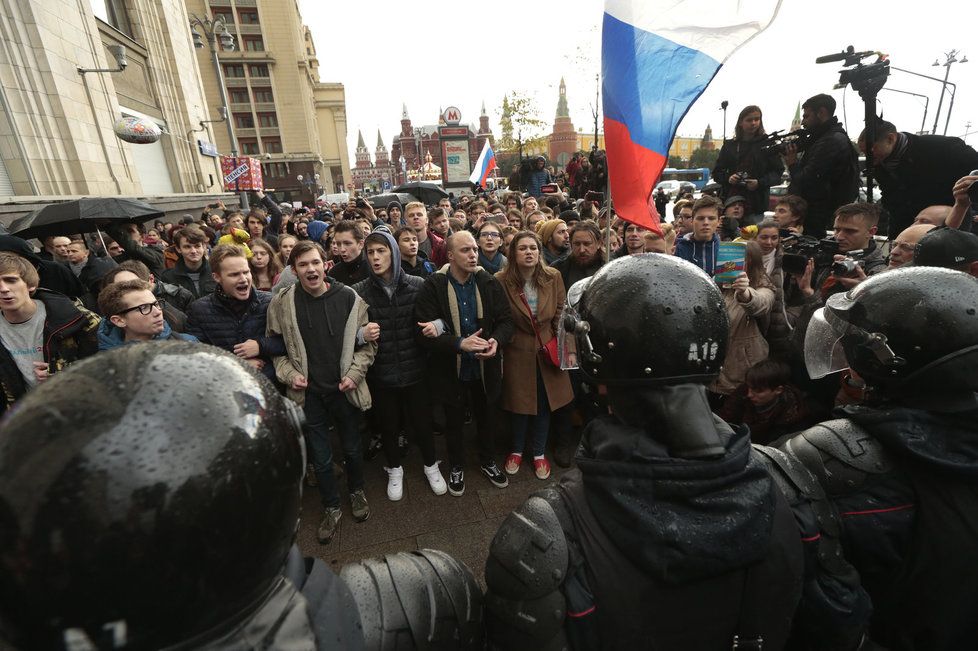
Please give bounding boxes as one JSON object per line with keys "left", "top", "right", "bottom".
{"left": 778, "top": 418, "right": 892, "bottom": 496}
{"left": 484, "top": 490, "right": 569, "bottom": 650}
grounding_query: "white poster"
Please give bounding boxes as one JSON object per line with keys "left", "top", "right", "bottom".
{"left": 443, "top": 140, "right": 471, "bottom": 184}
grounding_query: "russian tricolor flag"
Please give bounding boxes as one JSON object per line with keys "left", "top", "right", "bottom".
{"left": 602, "top": 0, "right": 782, "bottom": 234}
{"left": 469, "top": 140, "right": 497, "bottom": 188}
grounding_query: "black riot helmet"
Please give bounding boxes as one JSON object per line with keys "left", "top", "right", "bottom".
{"left": 572, "top": 254, "right": 729, "bottom": 386}
{"left": 805, "top": 267, "right": 978, "bottom": 393}
{"left": 0, "top": 342, "right": 305, "bottom": 650}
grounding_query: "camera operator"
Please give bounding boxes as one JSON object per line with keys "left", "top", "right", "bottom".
{"left": 860, "top": 120, "right": 978, "bottom": 236}
{"left": 712, "top": 105, "right": 784, "bottom": 223}
{"left": 787, "top": 202, "right": 887, "bottom": 316}
{"left": 783, "top": 94, "right": 860, "bottom": 237}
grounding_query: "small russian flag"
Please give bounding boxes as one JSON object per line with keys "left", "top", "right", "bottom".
{"left": 469, "top": 140, "right": 497, "bottom": 188}
{"left": 602, "top": 0, "right": 783, "bottom": 235}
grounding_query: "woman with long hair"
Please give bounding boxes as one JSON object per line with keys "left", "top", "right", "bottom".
{"left": 710, "top": 240, "right": 775, "bottom": 396}
{"left": 495, "top": 231, "right": 573, "bottom": 480}
{"left": 277, "top": 234, "right": 298, "bottom": 267}
{"left": 248, "top": 238, "right": 283, "bottom": 291}
{"left": 711, "top": 105, "right": 783, "bottom": 224}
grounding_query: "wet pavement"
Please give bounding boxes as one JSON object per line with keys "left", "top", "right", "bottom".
{"left": 295, "top": 427, "right": 574, "bottom": 588}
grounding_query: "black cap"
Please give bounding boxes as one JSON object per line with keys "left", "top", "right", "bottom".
{"left": 724, "top": 195, "right": 747, "bottom": 208}
{"left": 914, "top": 227, "right": 978, "bottom": 269}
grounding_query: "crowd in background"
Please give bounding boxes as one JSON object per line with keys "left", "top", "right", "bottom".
{"left": 2, "top": 92, "right": 977, "bottom": 545}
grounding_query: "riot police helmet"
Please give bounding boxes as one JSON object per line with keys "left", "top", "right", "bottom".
{"left": 805, "top": 266, "right": 978, "bottom": 393}
{"left": 572, "top": 254, "right": 729, "bottom": 386}
{"left": 0, "top": 342, "right": 305, "bottom": 649}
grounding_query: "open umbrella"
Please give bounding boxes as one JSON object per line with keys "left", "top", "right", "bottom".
{"left": 8, "top": 197, "right": 165, "bottom": 240}
{"left": 393, "top": 182, "right": 449, "bottom": 206}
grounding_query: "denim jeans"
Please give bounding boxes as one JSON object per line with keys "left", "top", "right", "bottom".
{"left": 510, "top": 369, "right": 551, "bottom": 457}
{"left": 303, "top": 391, "right": 364, "bottom": 509}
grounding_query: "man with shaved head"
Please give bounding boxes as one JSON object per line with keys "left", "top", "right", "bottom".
{"left": 913, "top": 205, "right": 951, "bottom": 228}
{"left": 887, "top": 223, "right": 936, "bottom": 269}
{"left": 414, "top": 230, "right": 514, "bottom": 497}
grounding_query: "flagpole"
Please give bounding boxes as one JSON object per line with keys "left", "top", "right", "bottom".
{"left": 605, "top": 171, "right": 612, "bottom": 258}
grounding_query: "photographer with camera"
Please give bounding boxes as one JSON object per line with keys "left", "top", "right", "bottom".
{"left": 784, "top": 94, "right": 860, "bottom": 237}
{"left": 861, "top": 121, "right": 978, "bottom": 236}
{"left": 712, "top": 105, "right": 784, "bottom": 223}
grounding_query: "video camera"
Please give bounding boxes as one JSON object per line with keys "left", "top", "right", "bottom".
{"left": 781, "top": 232, "right": 840, "bottom": 276}
{"left": 816, "top": 46, "right": 890, "bottom": 98}
{"left": 759, "top": 129, "right": 814, "bottom": 154}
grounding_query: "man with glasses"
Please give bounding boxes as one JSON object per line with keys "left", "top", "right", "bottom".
{"left": 886, "top": 224, "right": 936, "bottom": 269}
{"left": 95, "top": 280, "right": 197, "bottom": 350}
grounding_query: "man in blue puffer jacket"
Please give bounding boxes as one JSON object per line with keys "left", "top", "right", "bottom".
{"left": 185, "top": 245, "right": 284, "bottom": 380}
{"left": 674, "top": 195, "right": 723, "bottom": 276}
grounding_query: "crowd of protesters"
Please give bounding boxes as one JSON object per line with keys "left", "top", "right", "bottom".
{"left": 2, "top": 95, "right": 977, "bottom": 547}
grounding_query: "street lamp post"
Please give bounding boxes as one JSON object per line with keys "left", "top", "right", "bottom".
{"left": 398, "top": 155, "right": 406, "bottom": 185}
{"left": 931, "top": 50, "right": 967, "bottom": 136}
{"left": 190, "top": 13, "right": 249, "bottom": 210}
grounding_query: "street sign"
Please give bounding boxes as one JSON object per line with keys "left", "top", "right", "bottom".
{"left": 198, "top": 140, "right": 219, "bottom": 157}
{"left": 383, "top": 181, "right": 391, "bottom": 191}
{"left": 442, "top": 106, "right": 461, "bottom": 126}
{"left": 224, "top": 163, "right": 250, "bottom": 185}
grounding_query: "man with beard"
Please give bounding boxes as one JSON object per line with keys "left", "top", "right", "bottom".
{"left": 784, "top": 94, "right": 860, "bottom": 237}
{"left": 267, "top": 240, "right": 376, "bottom": 544}
{"left": 185, "top": 245, "right": 283, "bottom": 381}
{"left": 536, "top": 219, "right": 570, "bottom": 265}
{"left": 552, "top": 222, "right": 605, "bottom": 288}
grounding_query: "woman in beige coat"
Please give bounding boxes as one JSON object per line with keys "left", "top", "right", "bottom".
{"left": 496, "top": 231, "right": 574, "bottom": 480}
{"left": 711, "top": 240, "right": 775, "bottom": 396}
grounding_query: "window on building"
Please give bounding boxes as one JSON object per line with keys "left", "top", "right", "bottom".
{"left": 229, "top": 89, "right": 250, "bottom": 104}
{"left": 252, "top": 88, "right": 274, "bottom": 103}
{"left": 223, "top": 64, "right": 245, "bottom": 78}
{"left": 239, "top": 139, "right": 260, "bottom": 155}
{"left": 257, "top": 113, "right": 278, "bottom": 128}
{"left": 263, "top": 139, "right": 283, "bottom": 154}
{"left": 234, "top": 113, "right": 255, "bottom": 129}
{"left": 263, "top": 162, "right": 290, "bottom": 178}
{"left": 212, "top": 9, "right": 233, "bottom": 25}
{"left": 249, "top": 64, "right": 269, "bottom": 77}
{"left": 238, "top": 10, "right": 260, "bottom": 24}
{"left": 90, "top": 0, "right": 133, "bottom": 37}
{"left": 243, "top": 37, "right": 264, "bottom": 52}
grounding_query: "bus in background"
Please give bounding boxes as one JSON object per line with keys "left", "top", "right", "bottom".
{"left": 660, "top": 167, "right": 712, "bottom": 191}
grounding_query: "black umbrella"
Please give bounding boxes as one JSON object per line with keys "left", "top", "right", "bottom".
{"left": 8, "top": 197, "right": 165, "bottom": 239}
{"left": 393, "top": 182, "right": 449, "bottom": 206}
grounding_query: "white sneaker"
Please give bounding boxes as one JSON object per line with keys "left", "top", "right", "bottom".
{"left": 385, "top": 466, "right": 404, "bottom": 501}
{"left": 424, "top": 462, "right": 448, "bottom": 496}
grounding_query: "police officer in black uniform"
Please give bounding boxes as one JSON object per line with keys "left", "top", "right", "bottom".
{"left": 0, "top": 342, "right": 483, "bottom": 650}
{"left": 763, "top": 267, "right": 978, "bottom": 650}
{"left": 482, "top": 254, "right": 804, "bottom": 650}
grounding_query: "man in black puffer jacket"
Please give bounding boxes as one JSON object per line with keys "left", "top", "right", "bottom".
{"left": 352, "top": 230, "right": 448, "bottom": 501}
{"left": 185, "top": 245, "right": 284, "bottom": 381}
{"left": 785, "top": 94, "right": 859, "bottom": 237}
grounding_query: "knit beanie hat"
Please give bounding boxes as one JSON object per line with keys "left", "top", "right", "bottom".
{"left": 306, "top": 220, "right": 329, "bottom": 243}
{"left": 536, "top": 219, "right": 566, "bottom": 245}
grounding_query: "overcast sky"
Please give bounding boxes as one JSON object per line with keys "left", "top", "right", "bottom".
{"left": 299, "top": 0, "right": 977, "bottom": 162}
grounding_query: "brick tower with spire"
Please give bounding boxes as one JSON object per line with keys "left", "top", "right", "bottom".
{"left": 549, "top": 77, "right": 578, "bottom": 167}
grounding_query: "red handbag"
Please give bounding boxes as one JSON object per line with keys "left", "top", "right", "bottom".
{"left": 519, "top": 291, "right": 560, "bottom": 368}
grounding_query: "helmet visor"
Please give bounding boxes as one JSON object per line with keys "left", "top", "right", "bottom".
{"left": 805, "top": 308, "right": 850, "bottom": 379}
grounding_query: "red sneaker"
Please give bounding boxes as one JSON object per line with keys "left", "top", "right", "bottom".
{"left": 504, "top": 453, "right": 522, "bottom": 475}
{"left": 533, "top": 457, "right": 551, "bottom": 480}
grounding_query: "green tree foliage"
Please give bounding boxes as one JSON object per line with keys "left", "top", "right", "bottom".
{"left": 668, "top": 155, "right": 685, "bottom": 169}
{"left": 689, "top": 147, "right": 720, "bottom": 169}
